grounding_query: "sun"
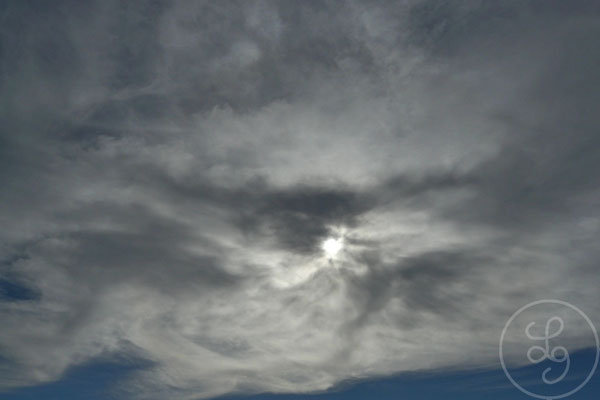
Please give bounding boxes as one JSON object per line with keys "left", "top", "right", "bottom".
{"left": 322, "top": 237, "right": 343, "bottom": 258}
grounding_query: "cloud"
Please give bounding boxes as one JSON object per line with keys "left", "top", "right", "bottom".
{"left": 1, "top": 1, "right": 600, "bottom": 399}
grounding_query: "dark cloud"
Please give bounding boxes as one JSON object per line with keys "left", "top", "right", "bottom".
{"left": 245, "top": 185, "right": 371, "bottom": 253}
{"left": 1, "top": 1, "right": 600, "bottom": 399}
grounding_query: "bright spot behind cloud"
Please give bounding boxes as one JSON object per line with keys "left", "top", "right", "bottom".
{"left": 322, "top": 237, "right": 343, "bottom": 258}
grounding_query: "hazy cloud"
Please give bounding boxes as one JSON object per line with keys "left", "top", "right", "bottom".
{"left": 1, "top": 1, "right": 600, "bottom": 399}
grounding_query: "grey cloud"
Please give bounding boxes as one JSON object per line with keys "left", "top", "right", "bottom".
{"left": 2, "top": 1, "right": 600, "bottom": 399}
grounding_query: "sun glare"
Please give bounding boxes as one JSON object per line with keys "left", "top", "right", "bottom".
{"left": 322, "top": 237, "right": 343, "bottom": 258}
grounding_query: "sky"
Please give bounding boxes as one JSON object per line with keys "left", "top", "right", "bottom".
{"left": 1, "top": 1, "right": 600, "bottom": 399}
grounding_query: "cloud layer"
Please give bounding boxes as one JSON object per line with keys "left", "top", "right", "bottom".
{"left": 2, "top": 1, "right": 600, "bottom": 399}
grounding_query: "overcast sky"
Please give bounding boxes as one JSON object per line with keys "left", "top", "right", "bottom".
{"left": 1, "top": 1, "right": 600, "bottom": 399}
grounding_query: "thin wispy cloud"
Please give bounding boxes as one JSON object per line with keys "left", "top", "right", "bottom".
{"left": 1, "top": 1, "right": 599, "bottom": 399}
